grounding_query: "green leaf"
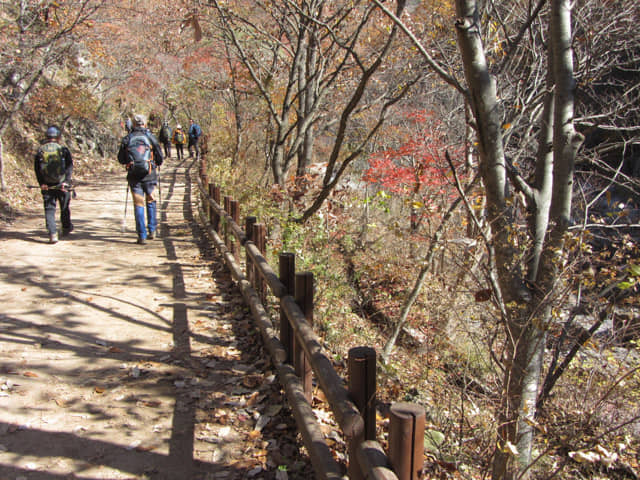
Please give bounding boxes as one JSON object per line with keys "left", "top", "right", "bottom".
{"left": 618, "top": 280, "right": 636, "bottom": 290}
{"left": 627, "top": 264, "right": 640, "bottom": 277}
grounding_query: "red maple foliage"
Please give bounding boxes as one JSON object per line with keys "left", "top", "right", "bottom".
{"left": 363, "top": 111, "right": 464, "bottom": 208}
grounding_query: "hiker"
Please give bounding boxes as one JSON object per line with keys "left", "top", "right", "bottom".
{"left": 158, "top": 121, "right": 172, "bottom": 159}
{"left": 188, "top": 118, "right": 202, "bottom": 159}
{"left": 117, "top": 114, "right": 164, "bottom": 244}
{"left": 125, "top": 117, "right": 132, "bottom": 133}
{"left": 34, "top": 125, "right": 74, "bottom": 244}
{"left": 172, "top": 124, "right": 187, "bottom": 160}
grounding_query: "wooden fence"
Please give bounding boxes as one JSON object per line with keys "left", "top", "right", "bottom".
{"left": 194, "top": 163, "right": 426, "bottom": 480}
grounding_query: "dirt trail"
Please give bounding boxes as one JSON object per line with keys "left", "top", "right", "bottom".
{"left": 0, "top": 158, "right": 311, "bottom": 479}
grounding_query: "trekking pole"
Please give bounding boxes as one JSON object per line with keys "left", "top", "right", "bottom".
{"left": 157, "top": 166, "right": 162, "bottom": 206}
{"left": 121, "top": 185, "right": 129, "bottom": 233}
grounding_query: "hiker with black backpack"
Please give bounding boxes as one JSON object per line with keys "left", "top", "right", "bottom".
{"left": 158, "top": 121, "right": 172, "bottom": 159}
{"left": 188, "top": 118, "right": 202, "bottom": 159}
{"left": 117, "top": 114, "right": 164, "bottom": 244}
{"left": 34, "top": 125, "right": 74, "bottom": 244}
{"left": 171, "top": 124, "right": 187, "bottom": 160}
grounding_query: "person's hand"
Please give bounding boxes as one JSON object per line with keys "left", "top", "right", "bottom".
{"left": 126, "top": 162, "right": 133, "bottom": 170}
{"left": 40, "top": 184, "right": 48, "bottom": 191}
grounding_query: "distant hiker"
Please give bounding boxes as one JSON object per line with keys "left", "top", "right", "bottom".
{"left": 34, "top": 125, "right": 74, "bottom": 244}
{"left": 158, "top": 121, "right": 172, "bottom": 159}
{"left": 172, "top": 124, "right": 187, "bottom": 160}
{"left": 125, "top": 117, "right": 133, "bottom": 133}
{"left": 117, "top": 114, "right": 164, "bottom": 244}
{"left": 188, "top": 118, "right": 202, "bottom": 159}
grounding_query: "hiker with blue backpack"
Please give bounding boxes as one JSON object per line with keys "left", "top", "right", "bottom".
{"left": 117, "top": 114, "right": 164, "bottom": 244}
{"left": 188, "top": 118, "right": 202, "bottom": 159}
{"left": 34, "top": 125, "right": 74, "bottom": 244}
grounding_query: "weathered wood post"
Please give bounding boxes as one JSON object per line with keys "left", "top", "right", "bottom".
{"left": 278, "top": 252, "right": 295, "bottom": 363}
{"left": 223, "top": 196, "right": 231, "bottom": 249}
{"left": 201, "top": 173, "right": 208, "bottom": 211}
{"left": 389, "top": 402, "right": 425, "bottom": 480}
{"left": 253, "top": 223, "right": 267, "bottom": 303}
{"left": 212, "top": 185, "right": 221, "bottom": 232}
{"left": 348, "top": 346, "right": 377, "bottom": 440}
{"left": 207, "top": 183, "right": 215, "bottom": 225}
{"left": 229, "top": 199, "right": 239, "bottom": 260}
{"left": 347, "top": 346, "right": 377, "bottom": 480}
{"left": 245, "top": 216, "right": 257, "bottom": 287}
{"left": 294, "top": 272, "right": 313, "bottom": 402}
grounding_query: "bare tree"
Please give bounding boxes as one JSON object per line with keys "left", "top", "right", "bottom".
{"left": 209, "top": 0, "right": 419, "bottom": 220}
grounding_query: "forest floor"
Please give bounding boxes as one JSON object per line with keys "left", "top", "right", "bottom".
{"left": 0, "top": 157, "right": 315, "bottom": 480}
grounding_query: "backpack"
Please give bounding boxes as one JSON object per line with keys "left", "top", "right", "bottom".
{"left": 191, "top": 124, "right": 202, "bottom": 138}
{"left": 126, "top": 131, "right": 154, "bottom": 178}
{"left": 39, "top": 142, "right": 66, "bottom": 184}
{"left": 161, "top": 125, "right": 171, "bottom": 141}
{"left": 175, "top": 130, "right": 185, "bottom": 144}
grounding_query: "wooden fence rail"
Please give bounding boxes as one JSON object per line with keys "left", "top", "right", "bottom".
{"left": 195, "top": 167, "right": 424, "bottom": 480}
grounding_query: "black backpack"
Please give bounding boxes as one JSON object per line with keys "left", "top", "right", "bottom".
{"left": 39, "top": 142, "right": 66, "bottom": 184}
{"left": 126, "top": 131, "right": 153, "bottom": 178}
{"left": 160, "top": 125, "right": 171, "bottom": 141}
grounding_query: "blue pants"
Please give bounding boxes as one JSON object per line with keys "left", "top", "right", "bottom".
{"left": 129, "top": 180, "right": 157, "bottom": 240}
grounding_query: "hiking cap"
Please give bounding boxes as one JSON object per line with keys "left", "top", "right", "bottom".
{"left": 133, "top": 114, "right": 146, "bottom": 126}
{"left": 176, "top": 124, "right": 182, "bottom": 129}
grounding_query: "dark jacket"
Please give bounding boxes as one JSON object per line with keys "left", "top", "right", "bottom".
{"left": 34, "top": 140, "right": 73, "bottom": 187}
{"left": 117, "top": 127, "right": 164, "bottom": 183}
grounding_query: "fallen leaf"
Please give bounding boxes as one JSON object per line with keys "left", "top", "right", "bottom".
{"left": 55, "top": 398, "right": 69, "bottom": 407}
{"left": 135, "top": 444, "right": 158, "bottom": 452}
{"left": 94, "top": 386, "right": 105, "bottom": 394}
{"left": 108, "top": 346, "right": 123, "bottom": 353}
{"left": 23, "top": 371, "right": 38, "bottom": 378}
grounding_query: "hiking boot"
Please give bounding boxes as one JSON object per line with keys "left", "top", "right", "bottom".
{"left": 62, "top": 225, "right": 74, "bottom": 236}
{"left": 137, "top": 237, "right": 147, "bottom": 245}
{"left": 49, "top": 232, "right": 58, "bottom": 244}
{"left": 148, "top": 231, "right": 155, "bottom": 240}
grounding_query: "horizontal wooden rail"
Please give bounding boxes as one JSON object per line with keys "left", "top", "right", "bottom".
{"left": 194, "top": 171, "right": 425, "bottom": 480}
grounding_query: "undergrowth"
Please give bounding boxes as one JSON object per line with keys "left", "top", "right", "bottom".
{"left": 206, "top": 155, "right": 640, "bottom": 479}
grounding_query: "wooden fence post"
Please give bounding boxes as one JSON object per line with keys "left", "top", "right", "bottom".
{"left": 201, "top": 174, "right": 208, "bottom": 209}
{"left": 253, "top": 223, "right": 267, "bottom": 303}
{"left": 279, "top": 252, "right": 295, "bottom": 363}
{"left": 212, "top": 185, "right": 221, "bottom": 232}
{"left": 294, "top": 272, "right": 313, "bottom": 402}
{"left": 230, "top": 199, "right": 239, "bottom": 260}
{"left": 389, "top": 402, "right": 425, "bottom": 480}
{"left": 245, "top": 216, "right": 257, "bottom": 287}
{"left": 348, "top": 346, "right": 377, "bottom": 440}
{"left": 223, "top": 196, "right": 231, "bottom": 249}
{"left": 207, "top": 183, "right": 215, "bottom": 225}
{"left": 347, "top": 346, "right": 377, "bottom": 480}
